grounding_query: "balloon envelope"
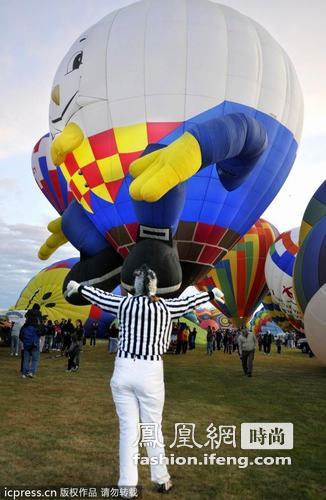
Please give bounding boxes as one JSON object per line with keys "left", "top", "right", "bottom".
{"left": 32, "top": 134, "right": 74, "bottom": 214}
{"left": 41, "top": 0, "right": 302, "bottom": 284}
{"left": 14, "top": 258, "right": 115, "bottom": 334}
{"left": 197, "top": 218, "right": 278, "bottom": 325}
{"left": 298, "top": 180, "right": 326, "bottom": 245}
{"left": 304, "top": 284, "right": 326, "bottom": 365}
{"left": 294, "top": 217, "right": 326, "bottom": 313}
{"left": 262, "top": 292, "right": 291, "bottom": 331}
{"left": 265, "top": 228, "right": 304, "bottom": 332}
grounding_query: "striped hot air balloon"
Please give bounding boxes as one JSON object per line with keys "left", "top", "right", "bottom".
{"left": 196, "top": 218, "right": 278, "bottom": 327}
{"left": 265, "top": 228, "right": 304, "bottom": 333}
{"left": 294, "top": 181, "right": 326, "bottom": 364}
{"left": 262, "top": 292, "right": 291, "bottom": 331}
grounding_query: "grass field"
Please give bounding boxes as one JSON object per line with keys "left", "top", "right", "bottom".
{"left": 0, "top": 342, "right": 325, "bottom": 500}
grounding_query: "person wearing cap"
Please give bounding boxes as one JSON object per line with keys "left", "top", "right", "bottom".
{"left": 65, "top": 266, "right": 223, "bottom": 497}
{"left": 238, "top": 328, "right": 257, "bottom": 377}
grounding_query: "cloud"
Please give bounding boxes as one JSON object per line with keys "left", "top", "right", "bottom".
{"left": 0, "top": 219, "right": 79, "bottom": 309}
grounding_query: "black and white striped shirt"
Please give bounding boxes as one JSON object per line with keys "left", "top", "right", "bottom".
{"left": 80, "top": 286, "right": 213, "bottom": 361}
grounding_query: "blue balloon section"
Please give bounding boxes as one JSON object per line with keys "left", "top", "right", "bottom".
{"left": 84, "top": 101, "right": 298, "bottom": 263}
{"left": 294, "top": 217, "right": 326, "bottom": 313}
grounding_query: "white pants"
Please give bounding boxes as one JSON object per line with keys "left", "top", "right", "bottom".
{"left": 110, "top": 357, "right": 170, "bottom": 487}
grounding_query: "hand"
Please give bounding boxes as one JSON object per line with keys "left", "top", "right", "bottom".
{"left": 212, "top": 287, "right": 224, "bottom": 303}
{"left": 65, "top": 280, "right": 81, "bottom": 298}
{"left": 129, "top": 132, "right": 202, "bottom": 202}
{"left": 50, "top": 122, "right": 84, "bottom": 165}
{"left": 38, "top": 217, "right": 68, "bottom": 260}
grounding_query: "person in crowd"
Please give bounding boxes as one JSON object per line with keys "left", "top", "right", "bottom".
{"left": 66, "top": 331, "right": 80, "bottom": 372}
{"left": 227, "top": 330, "right": 234, "bottom": 354}
{"left": 238, "top": 328, "right": 257, "bottom": 377}
{"left": 90, "top": 321, "right": 98, "bottom": 346}
{"left": 206, "top": 326, "right": 214, "bottom": 355}
{"left": 25, "top": 303, "right": 42, "bottom": 327}
{"left": 233, "top": 330, "right": 240, "bottom": 354}
{"left": 9, "top": 320, "right": 20, "bottom": 357}
{"left": 216, "top": 329, "right": 222, "bottom": 351}
{"left": 182, "top": 325, "right": 189, "bottom": 354}
{"left": 20, "top": 304, "right": 42, "bottom": 371}
{"left": 65, "top": 318, "right": 75, "bottom": 335}
{"left": 44, "top": 319, "right": 55, "bottom": 352}
{"left": 287, "top": 331, "right": 295, "bottom": 348}
{"left": 212, "top": 327, "right": 217, "bottom": 351}
{"left": 257, "top": 332, "right": 263, "bottom": 351}
{"left": 175, "top": 323, "right": 184, "bottom": 355}
{"left": 20, "top": 319, "right": 42, "bottom": 378}
{"left": 65, "top": 265, "right": 223, "bottom": 495}
{"left": 189, "top": 327, "right": 197, "bottom": 350}
{"left": 75, "top": 319, "right": 85, "bottom": 369}
{"left": 53, "top": 320, "right": 62, "bottom": 351}
{"left": 275, "top": 335, "right": 282, "bottom": 354}
{"left": 61, "top": 327, "right": 72, "bottom": 356}
{"left": 263, "top": 330, "right": 272, "bottom": 354}
{"left": 222, "top": 330, "right": 228, "bottom": 353}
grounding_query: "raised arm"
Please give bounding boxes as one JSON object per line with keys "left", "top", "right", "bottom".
{"left": 164, "top": 291, "right": 214, "bottom": 319}
{"left": 65, "top": 281, "right": 125, "bottom": 315}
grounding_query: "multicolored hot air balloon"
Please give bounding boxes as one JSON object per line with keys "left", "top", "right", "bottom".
{"left": 14, "top": 258, "right": 115, "bottom": 335}
{"left": 33, "top": 0, "right": 303, "bottom": 303}
{"left": 215, "top": 314, "right": 233, "bottom": 329}
{"left": 298, "top": 180, "right": 326, "bottom": 246}
{"left": 265, "top": 228, "right": 304, "bottom": 333}
{"left": 294, "top": 181, "right": 326, "bottom": 312}
{"left": 294, "top": 181, "right": 326, "bottom": 364}
{"left": 32, "top": 134, "right": 74, "bottom": 214}
{"left": 196, "top": 218, "right": 278, "bottom": 326}
{"left": 250, "top": 309, "right": 272, "bottom": 334}
{"left": 262, "top": 292, "right": 291, "bottom": 331}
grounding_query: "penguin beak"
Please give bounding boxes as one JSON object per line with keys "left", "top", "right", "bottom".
{"left": 51, "top": 85, "right": 60, "bottom": 106}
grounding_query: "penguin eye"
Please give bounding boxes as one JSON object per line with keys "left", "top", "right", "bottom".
{"left": 67, "top": 51, "right": 83, "bottom": 74}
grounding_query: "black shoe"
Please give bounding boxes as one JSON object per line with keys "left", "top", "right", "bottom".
{"left": 157, "top": 480, "right": 173, "bottom": 494}
{"left": 247, "top": 373, "right": 252, "bottom": 377}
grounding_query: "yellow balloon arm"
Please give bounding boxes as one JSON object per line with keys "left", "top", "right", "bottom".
{"left": 38, "top": 217, "right": 68, "bottom": 260}
{"left": 50, "top": 122, "right": 84, "bottom": 165}
{"left": 129, "top": 132, "right": 202, "bottom": 202}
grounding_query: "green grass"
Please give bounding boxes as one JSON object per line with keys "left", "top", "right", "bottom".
{"left": 0, "top": 343, "right": 325, "bottom": 499}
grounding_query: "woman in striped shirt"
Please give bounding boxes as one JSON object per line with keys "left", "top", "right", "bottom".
{"left": 66, "top": 266, "right": 223, "bottom": 497}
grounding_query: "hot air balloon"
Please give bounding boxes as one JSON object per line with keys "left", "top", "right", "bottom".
{"left": 32, "top": 134, "right": 74, "bottom": 214}
{"left": 215, "top": 314, "right": 233, "bottom": 329}
{"left": 250, "top": 309, "right": 272, "bottom": 334}
{"left": 33, "top": 0, "right": 303, "bottom": 302}
{"left": 196, "top": 218, "right": 278, "bottom": 327}
{"left": 293, "top": 181, "right": 326, "bottom": 364}
{"left": 304, "top": 284, "right": 326, "bottom": 364}
{"left": 265, "top": 228, "right": 304, "bottom": 333}
{"left": 298, "top": 180, "right": 326, "bottom": 246}
{"left": 199, "top": 319, "right": 219, "bottom": 331}
{"left": 262, "top": 292, "right": 291, "bottom": 331}
{"left": 14, "top": 258, "right": 115, "bottom": 336}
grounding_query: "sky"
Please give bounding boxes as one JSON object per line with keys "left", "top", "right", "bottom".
{"left": 0, "top": 0, "right": 325, "bottom": 308}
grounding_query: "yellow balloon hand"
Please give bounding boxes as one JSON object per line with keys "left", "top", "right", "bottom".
{"left": 50, "top": 122, "right": 84, "bottom": 165}
{"left": 129, "top": 132, "right": 202, "bottom": 202}
{"left": 38, "top": 217, "right": 68, "bottom": 260}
